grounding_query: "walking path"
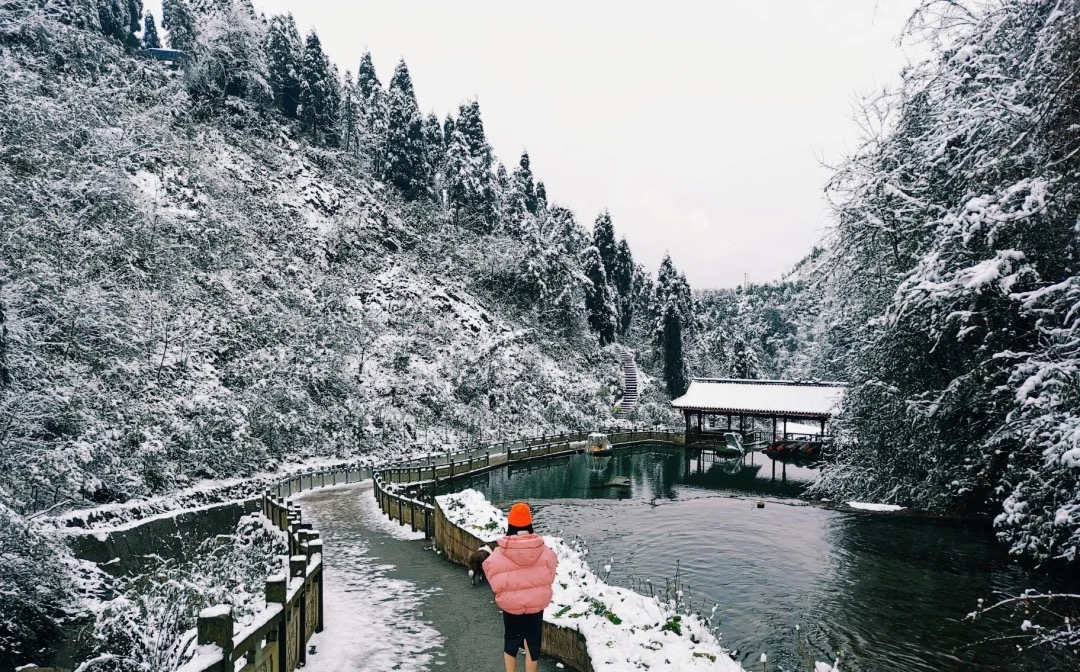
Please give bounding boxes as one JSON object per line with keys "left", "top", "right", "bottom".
{"left": 296, "top": 482, "right": 562, "bottom": 672}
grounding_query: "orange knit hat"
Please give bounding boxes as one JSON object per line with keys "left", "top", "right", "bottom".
{"left": 508, "top": 502, "right": 532, "bottom": 527}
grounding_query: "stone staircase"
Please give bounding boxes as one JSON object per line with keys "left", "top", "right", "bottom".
{"left": 616, "top": 348, "right": 640, "bottom": 418}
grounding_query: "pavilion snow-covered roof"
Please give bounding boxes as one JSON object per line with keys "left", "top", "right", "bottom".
{"left": 671, "top": 378, "right": 847, "bottom": 419}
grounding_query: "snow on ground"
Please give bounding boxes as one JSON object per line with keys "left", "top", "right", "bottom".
{"left": 435, "top": 489, "right": 505, "bottom": 542}
{"left": 298, "top": 483, "right": 442, "bottom": 672}
{"left": 437, "top": 489, "right": 745, "bottom": 672}
{"left": 847, "top": 502, "right": 905, "bottom": 512}
{"left": 353, "top": 482, "right": 425, "bottom": 541}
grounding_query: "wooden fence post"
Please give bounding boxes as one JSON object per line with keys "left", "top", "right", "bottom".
{"left": 310, "top": 536, "right": 324, "bottom": 633}
{"left": 265, "top": 574, "right": 286, "bottom": 672}
{"left": 197, "top": 605, "right": 233, "bottom": 671}
{"left": 290, "top": 556, "right": 307, "bottom": 667}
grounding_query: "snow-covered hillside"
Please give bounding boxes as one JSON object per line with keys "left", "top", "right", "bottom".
{"left": 1, "top": 25, "right": 617, "bottom": 518}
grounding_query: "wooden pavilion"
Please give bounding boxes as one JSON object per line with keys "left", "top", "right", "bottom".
{"left": 671, "top": 378, "right": 847, "bottom": 447}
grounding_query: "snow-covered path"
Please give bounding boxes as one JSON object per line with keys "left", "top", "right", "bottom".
{"left": 294, "top": 483, "right": 442, "bottom": 671}
{"left": 294, "top": 483, "right": 561, "bottom": 671}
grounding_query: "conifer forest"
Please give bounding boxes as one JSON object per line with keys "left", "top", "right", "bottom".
{"left": 0, "top": 1, "right": 1078, "bottom": 671}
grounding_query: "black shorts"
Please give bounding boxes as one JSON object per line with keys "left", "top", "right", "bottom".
{"left": 502, "top": 610, "right": 543, "bottom": 659}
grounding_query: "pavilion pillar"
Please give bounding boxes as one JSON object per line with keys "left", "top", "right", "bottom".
{"left": 783, "top": 417, "right": 788, "bottom": 440}
{"left": 772, "top": 417, "right": 777, "bottom": 441}
{"left": 684, "top": 411, "right": 691, "bottom": 441}
{"left": 820, "top": 418, "right": 826, "bottom": 437}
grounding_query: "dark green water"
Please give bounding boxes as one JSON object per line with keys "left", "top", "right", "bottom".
{"left": 445, "top": 446, "right": 1079, "bottom": 672}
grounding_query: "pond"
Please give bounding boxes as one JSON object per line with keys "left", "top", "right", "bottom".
{"left": 444, "top": 445, "right": 1078, "bottom": 672}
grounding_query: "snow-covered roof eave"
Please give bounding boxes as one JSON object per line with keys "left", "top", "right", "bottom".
{"left": 671, "top": 378, "right": 848, "bottom": 419}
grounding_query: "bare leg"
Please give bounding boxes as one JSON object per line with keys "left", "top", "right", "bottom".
{"left": 524, "top": 640, "right": 538, "bottom": 672}
{"left": 504, "top": 652, "right": 516, "bottom": 672}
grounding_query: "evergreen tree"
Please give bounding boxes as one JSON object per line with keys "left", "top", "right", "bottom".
{"left": 730, "top": 337, "right": 760, "bottom": 379}
{"left": 652, "top": 253, "right": 695, "bottom": 393}
{"left": 265, "top": 13, "right": 302, "bottom": 118}
{"left": 141, "top": 11, "right": 161, "bottom": 49}
{"left": 423, "top": 112, "right": 445, "bottom": 198}
{"left": 162, "top": 0, "right": 196, "bottom": 52}
{"left": 611, "top": 238, "right": 635, "bottom": 334}
{"left": 662, "top": 302, "right": 689, "bottom": 396}
{"left": 535, "top": 181, "right": 548, "bottom": 212}
{"left": 512, "top": 151, "right": 538, "bottom": 216}
{"left": 355, "top": 51, "right": 386, "bottom": 171}
{"left": 583, "top": 246, "right": 618, "bottom": 346}
{"left": 444, "top": 100, "right": 496, "bottom": 228}
{"left": 443, "top": 114, "right": 455, "bottom": 149}
{"left": 339, "top": 71, "right": 361, "bottom": 154}
{"left": 592, "top": 209, "right": 618, "bottom": 282}
{"left": 98, "top": 0, "right": 143, "bottom": 48}
{"left": 298, "top": 29, "right": 340, "bottom": 145}
{"left": 382, "top": 59, "right": 430, "bottom": 201}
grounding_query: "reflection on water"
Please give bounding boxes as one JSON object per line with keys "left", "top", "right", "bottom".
{"left": 445, "top": 445, "right": 1078, "bottom": 672}
{"left": 450, "top": 446, "right": 815, "bottom": 503}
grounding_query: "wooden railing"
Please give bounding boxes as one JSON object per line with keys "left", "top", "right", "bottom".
{"left": 180, "top": 430, "right": 685, "bottom": 672}
{"left": 178, "top": 461, "right": 376, "bottom": 672}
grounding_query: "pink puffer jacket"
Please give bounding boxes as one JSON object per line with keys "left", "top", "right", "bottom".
{"left": 483, "top": 534, "right": 559, "bottom": 615}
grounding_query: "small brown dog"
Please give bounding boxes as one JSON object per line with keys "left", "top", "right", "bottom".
{"left": 468, "top": 545, "right": 494, "bottom": 585}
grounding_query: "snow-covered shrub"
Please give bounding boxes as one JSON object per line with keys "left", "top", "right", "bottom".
{"left": 185, "top": 0, "right": 272, "bottom": 111}
{"left": 0, "top": 504, "right": 72, "bottom": 670}
{"left": 81, "top": 513, "right": 287, "bottom": 671}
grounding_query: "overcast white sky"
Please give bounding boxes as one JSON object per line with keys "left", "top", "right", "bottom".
{"left": 151, "top": 0, "right": 921, "bottom": 288}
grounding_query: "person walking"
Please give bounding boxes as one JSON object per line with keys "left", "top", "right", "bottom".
{"left": 483, "top": 502, "right": 559, "bottom": 672}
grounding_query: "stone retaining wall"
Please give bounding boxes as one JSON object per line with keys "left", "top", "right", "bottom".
{"left": 65, "top": 498, "right": 262, "bottom": 576}
{"left": 433, "top": 501, "right": 592, "bottom": 672}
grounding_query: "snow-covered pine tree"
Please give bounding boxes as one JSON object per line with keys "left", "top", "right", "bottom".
{"left": 583, "top": 246, "right": 618, "bottom": 346}
{"left": 97, "top": 0, "right": 142, "bottom": 49}
{"left": 141, "top": 11, "right": 161, "bottom": 49}
{"left": 444, "top": 100, "right": 496, "bottom": 229}
{"left": 662, "top": 301, "right": 688, "bottom": 396}
{"left": 298, "top": 29, "right": 340, "bottom": 146}
{"left": 339, "top": 71, "right": 361, "bottom": 155}
{"left": 612, "top": 237, "right": 635, "bottom": 334}
{"left": 512, "top": 150, "right": 538, "bottom": 217}
{"left": 653, "top": 254, "right": 694, "bottom": 334}
{"left": 652, "top": 253, "right": 695, "bottom": 391}
{"left": 592, "top": 209, "right": 618, "bottom": 281}
{"left": 730, "top": 337, "right": 760, "bottom": 380}
{"left": 494, "top": 161, "right": 511, "bottom": 218}
{"left": 355, "top": 50, "right": 386, "bottom": 171}
{"left": 535, "top": 181, "right": 548, "bottom": 213}
{"left": 382, "top": 59, "right": 431, "bottom": 201}
{"left": 162, "top": 0, "right": 196, "bottom": 52}
{"left": 442, "top": 114, "right": 455, "bottom": 149}
{"left": 423, "top": 112, "right": 445, "bottom": 201}
{"left": 517, "top": 206, "right": 589, "bottom": 329}
{"left": 265, "top": 13, "right": 303, "bottom": 119}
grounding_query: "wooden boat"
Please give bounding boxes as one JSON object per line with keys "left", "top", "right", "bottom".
{"left": 587, "top": 432, "right": 613, "bottom": 456}
{"left": 764, "top": 439, "right": 824, "bottom": 462}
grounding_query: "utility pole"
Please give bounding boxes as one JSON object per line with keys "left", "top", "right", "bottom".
{"left": 743, "top": 273, "right": 749, "bottom": 291}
